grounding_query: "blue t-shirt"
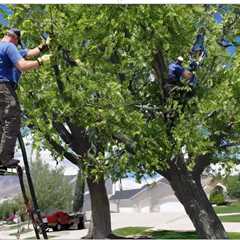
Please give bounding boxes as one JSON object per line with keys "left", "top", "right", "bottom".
{"left": 168, "top": 62, "right": 185, "bottom": 82}
{"left": 12, "top": 49, "right": 28, "bottom": 84}
{"left": 0, "top": 41, "right": 24, "bottom": 84}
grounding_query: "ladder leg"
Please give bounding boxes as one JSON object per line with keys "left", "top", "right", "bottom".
{"left": 18, "top": 134, "right": 48, "bottom": 239}
{"left": 17, "top": 165, "right": 40, "bottom": 239}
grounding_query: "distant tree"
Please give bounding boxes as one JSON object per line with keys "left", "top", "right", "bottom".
{"left": 72, "top": 168, "right": 85, "bottom": 213}
{"left": 226, "top": 175, "right": 240, "bottom": 199}
{"left": 0, "top": 200, "right": 18, "bottom": 220}
{"left": 29, "top": 155, "right": 73, "bottom": 213}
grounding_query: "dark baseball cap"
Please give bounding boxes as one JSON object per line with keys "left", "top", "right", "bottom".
{"left": 7, "top": 28, "right": 22, "bottom": 45}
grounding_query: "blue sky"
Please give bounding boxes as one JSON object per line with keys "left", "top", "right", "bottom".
{"left": 213, "top": 7, "right": 240, "bottom": 56}
{"left": 0, "top": 5, "right": 12, "bottom": 26}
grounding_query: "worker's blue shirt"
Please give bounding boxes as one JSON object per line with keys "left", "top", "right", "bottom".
{"left": 0, "top": 41, "right": 24, "bottom": 84}
{"left": 168, "top": 62, "right": 185, "bottom": 82}
{"left": 12, "top": 49, "right": 28, "bottom": 84}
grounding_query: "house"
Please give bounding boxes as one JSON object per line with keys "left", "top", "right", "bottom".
{"left": 109, "top": 178, "right": 185, "bottom": 213}
{"left": 82, "top": 175, "right": 227, "bottom": 214}
{"left": 201, "top": 175, "right": 227, "bottom": 197}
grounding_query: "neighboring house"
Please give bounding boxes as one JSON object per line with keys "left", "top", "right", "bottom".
{"left": 83, "top": 175, "right": 228, "bottom": 214}
{"left": 109, "top": 178, "right": 185, "bottom": 213}
{"left": 202, "top": 175, "right": 227, "bottom": 197}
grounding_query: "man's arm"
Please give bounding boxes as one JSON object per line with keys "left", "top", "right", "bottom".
{"left": 182, "top": 70, "right": 193, "bottom": 80}
{"left": 15, "top": 58, "right": 39, "bottom": 71}
{"left": 16, "top": 54, "right": 52, "bottom": 72}
{"left": 26, "top": 47, "right": 41, "bottom": 58}
{"left": 7, "top": 44, "right": 40, "bottom": 72}
{"left": 26, "top": 36, "right": 50, "bottom": 58}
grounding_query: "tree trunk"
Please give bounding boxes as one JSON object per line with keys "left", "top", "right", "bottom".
{"left": 163, "top": 162, "right": 228, "bottom": 239}
{"left": 86, "top": 177, "right": 112, "bottom": 239}
{"left": 73, "top": 168, "right": 85, "bottom": 212}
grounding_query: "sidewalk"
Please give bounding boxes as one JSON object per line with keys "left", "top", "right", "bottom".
{"left": 218, "top": 212, "right": 240, "bottom": 216}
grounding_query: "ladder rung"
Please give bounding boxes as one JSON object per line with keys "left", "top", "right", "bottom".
{"left": 0, "top": 170, "right": 17, "bottom": 176}
{"left": 0, "top": 166, "right": 17, "bottom": 176}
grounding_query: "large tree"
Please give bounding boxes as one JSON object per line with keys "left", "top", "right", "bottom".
{"left": 9, "top": 5, "right": 143, "bottom": 238}
{"left": 8, "top": 4, "right": 240, "bottom": 239}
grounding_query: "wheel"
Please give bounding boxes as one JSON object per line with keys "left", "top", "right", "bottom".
{"left": 53, "top": 223, "right": 62, "bottom": 231}
{"left": 77, "top": 223, "right": 84, "bottom": 229}
{"left": 78, "top": 217, "right": 85, "bottom": 229}
{"left": 56, "top": 223, "right": 62, "bottom": 231}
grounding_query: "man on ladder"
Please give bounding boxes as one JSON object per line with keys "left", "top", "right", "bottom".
{"left": 165, "top": 30, "right": 207, "bottom": 98}
{"left": 0, "top": 28, "right": 51, "bottom": 169}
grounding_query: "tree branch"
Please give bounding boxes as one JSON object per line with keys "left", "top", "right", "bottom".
{"left": 67, "top": 120, "right": 91, "bottom": 156}
{"left": 219, "top": 142, "right": 240, "bottom": 149}
{"left": 192, "top": 154, "right": 212, "bottom": 177}
{"left": 45, "top": 134, "right": 81, "bottom": 166}
{"left": 52, "top": 121, "right": 72, "bottom": 145}
{"left": 153, "top": 49, "right": 167, "bottom": 102}
{"left": 112, "top": 133, "right": 136, "bottom": 154}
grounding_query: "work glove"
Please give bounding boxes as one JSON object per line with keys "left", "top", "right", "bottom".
{"left": 37, "top": 54, "right": 52, "bottom": 65}
{"left": 189, "top": 61, "right": 199, "bottom": 71}
{"left": 75, "top": 59, "right": 81, "bottom": 65}
{"left": 38, "top": 36, "right": 51, "bottom": 52}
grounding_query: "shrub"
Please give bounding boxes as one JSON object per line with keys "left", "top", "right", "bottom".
{"left": 226, "top": 175, "right": 240, "bottom": 199}
{"left": 210, "top": 192, "right": 225, "bottom": 205}
{"left": 0, "top": 200, "right": 19, "bottom": 220}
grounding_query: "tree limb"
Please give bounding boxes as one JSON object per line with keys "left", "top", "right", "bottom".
{"left": 67, "top": 120, "right": 91, "bottom": 156}
{"left": 192, "top": 154, "right": 212, "bottom": 177}
{"left": 45, "top": 133, "right": 81, "bottom": 166}
{"left": 112, "top": 133, "right": 136, "bottom": 154}
{"left": 153, "top": 49, "right": 167, "bottom": 102}
{"left": 52, "top": 121, "right": 72, "bottom": 145}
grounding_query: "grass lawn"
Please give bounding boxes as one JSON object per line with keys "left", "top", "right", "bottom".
{"left": 113, "top": 227, "right": 240, "bottom": 239}
{"left": 214, "top": 202, "right": 240, "bottom": 214}
{"left": 114, "top": 227, "right": 151, "bottom": 237}
{"left": 219, "top": 214, "right": 240, "bottom": 222}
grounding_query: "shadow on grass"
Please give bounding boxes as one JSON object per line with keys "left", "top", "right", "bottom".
{"left": 114, "top": 227, "right": 151, "bottom": 237}
{"left": 114, "top": 227, "right": 240, "bottom": 239}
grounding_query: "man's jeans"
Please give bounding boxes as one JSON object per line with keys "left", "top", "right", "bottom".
{"left": 0, "top": 83, "right": 21, "bottom": 166}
